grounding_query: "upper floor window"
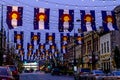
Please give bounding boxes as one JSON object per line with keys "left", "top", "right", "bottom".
{"left": 104, "top": 42, "right": 106, "bottom": 53}
{"left": 101, "top": 43, "right": 103, "bottom": 54}
{"left": 107, "top": 41, "right": 109, "bottom": 53}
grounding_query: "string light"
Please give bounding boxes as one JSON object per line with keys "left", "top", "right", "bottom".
{"left": 102, "top": 1, "right": 105, "bottom": 3}
{"left": 36, "top": 0, "right": 39, "bottom": 2}
{"left": 55, "top": 4, "right": 58, "bottom": 7}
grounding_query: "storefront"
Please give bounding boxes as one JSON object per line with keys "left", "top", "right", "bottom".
{"left": 23, "top": 62, "right": 38, "bottom": 71}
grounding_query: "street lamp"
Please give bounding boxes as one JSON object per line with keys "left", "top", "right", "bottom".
{"left": 0, "top": 5, "right": 4, "bottom": 66}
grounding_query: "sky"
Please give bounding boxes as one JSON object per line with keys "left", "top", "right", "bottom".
{"left": 0, "top": 0, "right": 120, "bottom": 59}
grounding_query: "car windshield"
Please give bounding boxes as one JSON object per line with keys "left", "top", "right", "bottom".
{"left": 93, "top": 70, "right": 104, "bottom": 74}
{"left": 8, "top": 66, "right": 17, "bottom": 71}
{"left": 81, "top": 68, "right": 90, "bottom": 72}
{"left": 113, "top": 71, "right": 120, "bottom": 76}
{"left": 0, "top": 68, "right": 10, "bottom": 76}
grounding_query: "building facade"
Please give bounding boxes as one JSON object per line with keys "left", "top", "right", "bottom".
{"left": 99, "top": 32, "right": 113, "bottom": 72}
{"left": 82, "top": 31, "right": 100, "bottom": 70}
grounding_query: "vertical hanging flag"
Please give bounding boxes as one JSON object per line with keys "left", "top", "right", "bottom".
{"left": 46, "top": 33, "right": 55, "bottom": 45}
{"left": 19, "top": 49, "right": 24, "bottom": 56}
{"left": 27, "top": 50, "right": 33, "bottom": 59}
{"left": 39, "top": 43, "right": 45, "bottom": 53}
{"left": 74, "top": 33, "right": 83, "bottom": 45}
{"left": 14, "top": 31, "right": 23, "bottom": 44}
{"left": 61, "top": 43, "right": 67, "bottom": 54}
{"left": 6, "top": 6, "right": 23, "bottom": 29}
{"left": 102, "top": 11, "right": 119, "bottom": 31}
{"left": 50, "top": 43, "right": 56, "bottom": 53}
{"left": 27, "top": 43, "right": 34, "bottom": 50}
{"left": 80, "top": 10, "right": 96, "bottom": 32}
{"left": 16, "top": 43, "right": 23, "bottom": 50}
{"left": 59, "top": 9, "right": 74, "bottom": 32}
{"left": 34, "top": 8, "right": 50, "bottom": 30}
{"left": 61, "top": 33, "right": 70, "bottom": 45}
{"left": 31, "top": 32, "right": 40, "bottom": 45}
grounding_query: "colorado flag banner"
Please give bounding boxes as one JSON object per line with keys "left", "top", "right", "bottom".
{"left": 50, "top": 43, "right": 56, "bottom": 53}
{"left": 14, "top": 31, "right": 23, "bottom": 44}
{"left": 61, "top": 33, "right": 70, "bottom": 45}
{"left": 31, "top": 32, "right": 40, "bottom": 45}
{"left": 34, "top": 8, "right": 50, "bottom": 30}
{"left": 59, "top": 9, "right": 74, "bottom": 32}
{"left": 80, "top": 10, "right": 96, "bottom": 32}
{"left": 16, "top": 43, "right": 23, "bottom": 50}
{"left": 61, "top": 43, "right": 67, "bottom": 54}
{"left": 27, "top": 43, "right": 34, "bottom": 50}
{"left": 102, "top": 11, "right": 119, "bottom": 31}
{"left": 46, "top": 33, "right": 55, "bottom": 45}
{"left": 74, "top": 33, "right": 83, "bottom": 45}
{"left": 39, "top": 43, "right": 45, "bottom": 52}
{"left": 6, "top": 6, "right": 23, "bottom": 29}
{"left": 27, "top": 50, "right": 33, "bottom": 58}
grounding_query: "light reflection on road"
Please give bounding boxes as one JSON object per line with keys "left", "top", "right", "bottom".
{"left": 20, "top": 72, "right": 74, "bottom": 80}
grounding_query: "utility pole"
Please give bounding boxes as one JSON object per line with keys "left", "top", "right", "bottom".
{"left": 73, "top": 29, "right": 77, "bottom": 72}
{"left": 0, "top": 5, "right": 4, "bottom": 66}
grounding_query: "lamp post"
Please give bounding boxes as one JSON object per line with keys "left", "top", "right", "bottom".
{"left": 0, "top": 5, "right": 3, "bottom": 66}
{"left": 73, "top": 31, "right": 77, "bottom": 72}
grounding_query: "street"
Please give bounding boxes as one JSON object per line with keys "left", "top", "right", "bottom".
{"left": 20, "top": 72, "right": 74, "bottom": 80}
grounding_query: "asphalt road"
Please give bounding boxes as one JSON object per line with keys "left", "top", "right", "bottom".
{"left": 20, "top": 72, "right": 74, "bottom": 80}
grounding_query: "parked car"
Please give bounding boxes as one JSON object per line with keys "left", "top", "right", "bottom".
{"left": 0, "top": 66, "right": 14, "bottom": 80}
{"left": 51, "top": 67, "right": 60, "bottom": 75}
{"left": 90, "top": 70, "right": 105, "bottom": 80}
{"left": 6, "top": 65, "right": 19, "bottom": 80}
{"left": 74, "top": 68, "right": 91, "bottom": 80}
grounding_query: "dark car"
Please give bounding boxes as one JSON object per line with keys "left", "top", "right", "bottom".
{"left": 6, "top": 65, "right": 19, "bottom": 80}
{"left": 0, "top": 66, "right": 14, "bottom": 80}
{"left": 51, "top": 68, "right": 60, "bottom": 75}
{"left": 74, "top": 68, "right": 91, "bottom": 80}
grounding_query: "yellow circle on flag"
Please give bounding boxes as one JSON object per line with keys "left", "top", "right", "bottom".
{"left": 39, "top": 15, "right": 45, "bottom": 21}
{"left": 49, "top": 36, "right": 52, "bottom": 40}
{"left": 77, "top": 37, "right": 81, "bottom": 41}
{"left": 17, "top": 35, "right": 21, "bottom": 39}
{"left": 107, "top": 17, "right": 112, "bottom": 23}
{"left": 18, "top": 45, "right": 21, "bottom": 48}
{"left": 29, "top": 45, "right": 32, "bottom": 49}
{"left": 41, "top": 46, "right": 43, "bottom": 49}
{"left": 64, "top": 16, "right": 70, "bottom": 22}
{"left": 12, "top": 13, "right": 17, "bottom": 19}
{"left": 52, "top": 46, "right": 55, "bottom": 49}
{"left": 62, "top": 45, "right": 66, "bottom": 49}
{"left": 85, "top": 16, "right": 91, "bottom": 22}
{"left": 63, "top": 37, "right": 67, "bottom": 41}
{"left": 33, "top": 36, "right": 38, "bottom": 40}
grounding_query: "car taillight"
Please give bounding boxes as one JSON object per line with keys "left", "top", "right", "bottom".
{"left": 79, "top": 72, "right": 83, "bottom": 75}
{"left": 1, "top": 78, "right": 11, "bottom": 80}
{"left": 12, "top": 71, "right": 18, "bottom": 75}
{"left": 95, "top": 74, "right": 99, "bottom": 76}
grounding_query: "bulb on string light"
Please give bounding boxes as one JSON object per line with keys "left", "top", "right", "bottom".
{"left": 104, "top": 6, "right": 107, "bottom": 9}
{"left": 36, "top": 0, "right": 39, "bottom": 2}
{"left": 100, "top": 16, "right": 102, "bottom": 19}
{"left": 75, "top": 6, "right": 78, "bottom": 9}
{"left": 113, "top": 5, "right": 116, "bottom": 8}
{"left": 94, "top": 6, "right": 97, "bottom": 9}
{"left": 46, "top": 2, "right": 48, "bottom": 4}
{"left": 102, "top": 1, "right": 105, "bottom": 3}
{"left": 55, "top": 4, "right": 58, "bottom": 7}
{"left": 17, "top": 2, "right": 20, "bottom": 5}
{"left": 65, "top": 5, "right": 68, "bottom": 8}
{"left": 85, "top": 7, "right": 88, "bottom": 9}
{"left": 113, "top": 0, "right": 116, "bottom": 3}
